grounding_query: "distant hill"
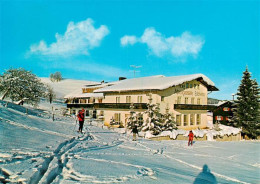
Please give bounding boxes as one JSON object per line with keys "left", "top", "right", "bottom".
{"left": 40, "top": 78, "right": 99, "bottom": 99}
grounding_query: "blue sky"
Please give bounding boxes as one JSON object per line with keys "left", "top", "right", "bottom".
{"left": 0, "top": 0, "right": 259, "bottom": 100}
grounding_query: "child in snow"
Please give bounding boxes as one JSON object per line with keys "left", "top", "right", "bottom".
{"left": 77, "top": 108, "right": 85, "bottom": 133}
{"left": 188, "top": 130, "right": 194, "bottom": 146}
{"left": 132, "top": 126, "right": 138, "bottom": 141}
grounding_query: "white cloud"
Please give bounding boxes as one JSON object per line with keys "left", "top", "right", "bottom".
{"left": 140, "top": 28, "right": 168, "bottom": 56}
{"left": 121, "top": 27, "right": 205, "bottom": 58}
{"left": 120, "top": 36, "right": 138, "bottom": 46}
{"left": 29, "top": 18, "right": 109, "bottom": 57}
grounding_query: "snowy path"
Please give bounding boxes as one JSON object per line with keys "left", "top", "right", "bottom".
{"left": 0, "top": 103, "right": 260, "bottom": 183}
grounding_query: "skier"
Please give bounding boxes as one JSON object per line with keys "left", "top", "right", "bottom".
{"left": 77, "top": 108, "right": 85, "bottom": 133}
{"left": 188, "top": 130, "right": 194, "bottom": 146}
{"left": 132, "top": 125, "right": 138, "bottom": 141}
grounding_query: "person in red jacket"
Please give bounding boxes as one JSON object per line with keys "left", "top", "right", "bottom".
{"left": 188, "top": 130, "right": 194, "bottom": 146}
{"left": 77, "top": 108, "right": 85, "bottom": 133}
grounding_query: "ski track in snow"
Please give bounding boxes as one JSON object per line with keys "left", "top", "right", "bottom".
{"left": 130, "top": 138, "right": 251, "bottom": 184}
{"left": 0, "top": 117, "right": 71, "bottom": 138}
{"left": 1, "top": 103, "right": 259, "bottom": 183}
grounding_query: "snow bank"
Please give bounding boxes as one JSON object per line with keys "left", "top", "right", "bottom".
{"left": 141, "top": 131, "right": 155, "bottom": 138}
{"left": 154, "top": 125, "right": 241, "bottom": 141}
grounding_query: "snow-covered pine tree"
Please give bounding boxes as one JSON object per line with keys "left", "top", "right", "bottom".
{"left": 161, "top": 105, "right": 177, "bottom": 131}
{"left": 141, "top": 93, "right": 164, "bottom": 135}
{"left": 127, "top": 103, "right": 144, "bottom": 130}
{"left": 233, "top": 67, "right": 260, "bottom": 139}
{"left": 127, "top": 103, "right": 137, "bottom": 129}
{"left": 136, "top": 112, "right": 144, "bottom": 128}
{"left": 0, "top": 68, "right": 46, "bottom": 106}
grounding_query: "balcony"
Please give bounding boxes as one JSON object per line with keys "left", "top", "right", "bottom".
{"left": 66, "top": 103, "right": 148, "bottom": 110}
{"left": 174, "top": 104, "right": 216, "bottom": 111}
{"left": 67, "top": 104, "right": 94, "bottom": 108}
{"left": 94, "top": 103, "right": 148, "bottom": 110}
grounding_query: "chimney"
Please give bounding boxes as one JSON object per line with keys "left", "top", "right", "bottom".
{"left": 119, "top": 77, "right": 127, "bottom": 81}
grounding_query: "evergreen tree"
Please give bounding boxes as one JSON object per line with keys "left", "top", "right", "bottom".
{"left": 161, "top": 105, "right": 177, "bottom": 131}
{"left": 141, "top": 94, "right": 163, "bottom": 135}
{"left": 0, "top": 68, "right": 46, "bottom": 106}
{"left": 127, "top": 103, "right": 136, "bottom": 129}
{"left": 127, "top": 103, "right": 144, "bottom": 130}
{"left": 234, "top": 67, "right": 260, "bottom": 139}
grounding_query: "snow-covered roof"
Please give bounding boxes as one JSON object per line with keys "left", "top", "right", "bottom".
{"left": 83, "top": 80, "right": 121, "bottom": 89}
{"left": 64, "top": 90, "right": 104, "bottom": 99}
{"left": 94, "top": 74, "right": 218, "bottom": 93}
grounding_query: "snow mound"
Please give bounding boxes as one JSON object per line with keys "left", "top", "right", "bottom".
{"left": 156, "top": 125, "right": 241, "bottom": 141}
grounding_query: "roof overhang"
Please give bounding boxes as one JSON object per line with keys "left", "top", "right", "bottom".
{"left": 196, "top": 77, "right": 219, "bottom": 91}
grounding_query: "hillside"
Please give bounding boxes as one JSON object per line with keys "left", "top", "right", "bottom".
{"left": 0, "top": 100, "right": 259, "bottom": 183}
{"left": 40, "top": 78, "right": 99, "bottom": 99}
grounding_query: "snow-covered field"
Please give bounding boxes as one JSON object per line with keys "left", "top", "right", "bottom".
{"left": 40, "top": 78, "right": 98, "bottom": 99}
{"left": 0, "top": 100, "right": 259, "bottom": 184}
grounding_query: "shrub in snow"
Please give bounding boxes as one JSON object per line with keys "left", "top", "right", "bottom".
{"left": 45, "top": 84, "right": 56, "bottom": 104}
{"left": 0, "top": 68, "right": 46, "bottom": 106}
{"left": 110, "top": 117, "right": 117, "bottom": 125}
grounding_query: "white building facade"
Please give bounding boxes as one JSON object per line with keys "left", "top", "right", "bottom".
{"left": 65, "top": 74, "right": 218, "bottom": 130}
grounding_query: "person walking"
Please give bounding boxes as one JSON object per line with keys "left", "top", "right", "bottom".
{"left": 188, "top": 130, "right": 194, "bottom": 146}
{"left": 77, "top": 108, "right": 85, "bottom": 133}
{"left": 132, "top": 125, "right": 138, "bottom": 141}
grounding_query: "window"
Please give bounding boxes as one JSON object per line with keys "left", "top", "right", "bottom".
{"left": 116, "top": 97, "right": 120, "bottom": 103}
{"left": 197, "top": 98, "right": 201, "bottom": 105}
{"left": 196, "top": 114, "right": 201, "bottom": 125}
{"left": 177, "top": 96, "right": 182, "bottom": 104}
{"left": 190, "top": 114, "right": 195, "bottom": 125}
{"left": 176, "top": 115, "right": 181, "bottom": 126}
{"left": 191, "top": 98, "right": 195, "bottom": 104}
{"left": 186, "top": 83, "right": 189, "bottom": 89}
{"left": 194, "top": 84, "right": 196, "bottom": 89}
{"left": 137, "top": 96, "right": 143, "bottom": 103}
{"left": 114, "top": 113, "right": 121, "bottom": 124}
{"left": 80, "top": 99, "right": 86, "bottom": 104}
{"left": 185, "top": 97, "right": 188, "bottom": 104}
{"left": 190, "top": 84, "right": 193, "bottom": 88}
{"left": 126, "top": 96, "right": 131, "bottom": 103}
{"left": 161, "top": 96, "right": 165, "bottom": 102}
{"left": 183, "top": 115, "right": 188, "bottom": 126}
